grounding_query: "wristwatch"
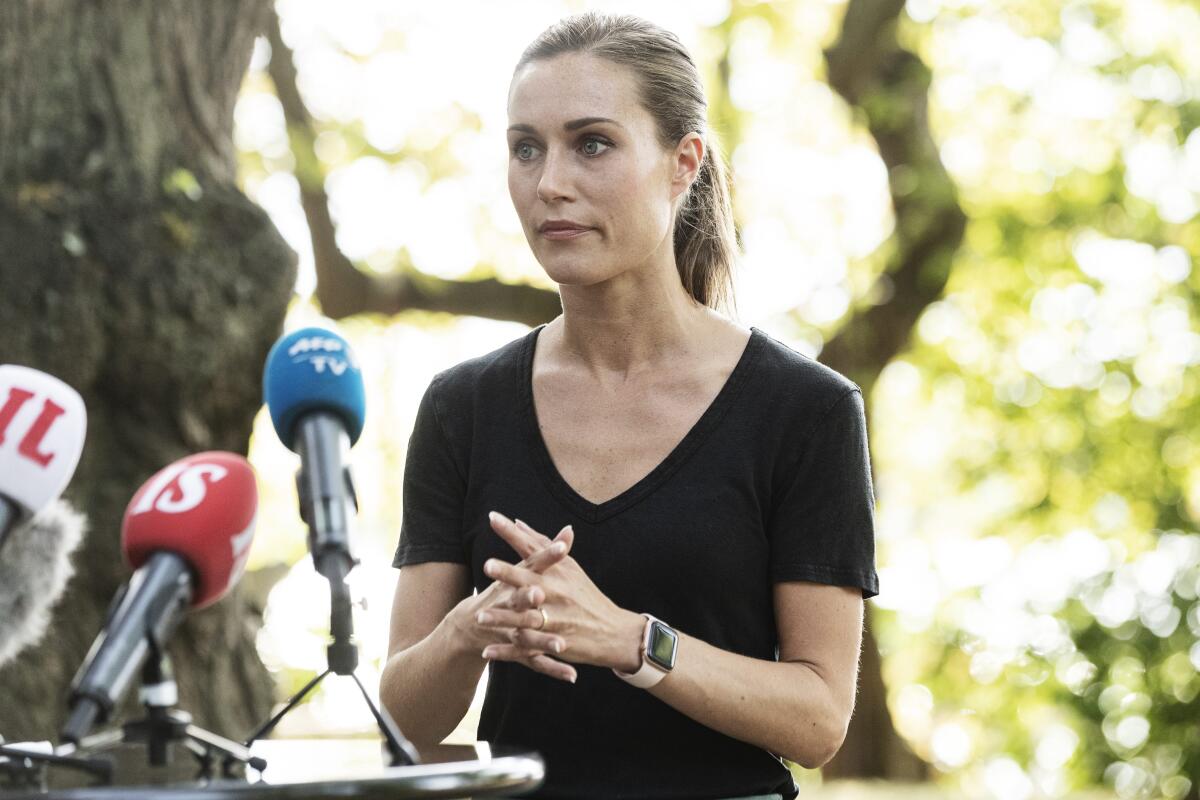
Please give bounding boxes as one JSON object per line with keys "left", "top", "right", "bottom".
{"left": 613, "top": 613, "right": 678, "bottom": 688}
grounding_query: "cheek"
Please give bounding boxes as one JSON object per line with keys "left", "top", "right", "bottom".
{"left": 507, "top": 169, "right": 534, "bottom": 226}
{"left": 506, "top": 168, "right": 522, "bottom": 207}
{"left": 600, "top": 165, "right": 651, "bottom": 227}
{"left": 611, "top": 178, "right": 672, "bottom": 245}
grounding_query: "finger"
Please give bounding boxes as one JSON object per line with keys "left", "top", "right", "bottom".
{"left": 508, "top": 585, "right": 544, "bottom": 612}
{"left": 484, "top": 582, "right": 527, "bottom": 611}
{"left": 484, "top": 558, "right": 537, "bottom": 588}
{"left": 514, "top": 518, "right": 554, "bottom": 546}
{"left": 482, "top": 642, "right": 545, "bottom": 662}
{"left": 527, "top": 653, "right": 577, "bottom": 683}
{"left": 510, "top": 627, "right": 568, "bottom": 655}
{"left": 489, "top": 511, "right": 541, "bottom": 560}
{"left": 489, "top": 585, "right": 513, "bottom": 609}
{"left": 490, "top": 582, "right": 544, "bottom": 611}
{"left": 476, "top": 607, "right": 554, "bottom": 634}
{"left": 549, "top": 524, "right": 575, "bottom": 551}
{"left": 483, "top": 645, "right": 577, "bottom": 683}
{"left": 522, "top": 539, "right": 569, "bottom": 574}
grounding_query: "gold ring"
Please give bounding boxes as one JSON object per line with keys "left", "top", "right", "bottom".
{"left": 536, "top": 607, "right": 548, "bottom": 630}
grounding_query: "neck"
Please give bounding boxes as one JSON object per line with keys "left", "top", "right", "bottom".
{"left": 551, "top": 263, "right": 717, "bottom": 380}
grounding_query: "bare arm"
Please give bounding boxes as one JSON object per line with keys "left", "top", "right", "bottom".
{"left": 482, "top": 515, "right": 865, "bottom": 769}
{"left": 379, "top": 562, "right": 479, "bottom": 748}
{"left": 640, "top": 581, "right": 864, "bottom": 769}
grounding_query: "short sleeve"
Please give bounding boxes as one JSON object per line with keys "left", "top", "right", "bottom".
{"left": 392, "top": 375, "right": 468, "bottom": 568}
{"left": 768, "top": 387, "right": 880, "bottom": 599}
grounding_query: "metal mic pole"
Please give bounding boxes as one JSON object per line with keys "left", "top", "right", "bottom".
{"left": 295, "top": 412, "right": 357, "bottom": 578}
{"left": 294, "top": 411, "right": 360, "bottom": 676}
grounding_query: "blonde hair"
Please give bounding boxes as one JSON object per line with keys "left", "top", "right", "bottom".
{"left": 515, "top": 12, "right": 739, "bottom": 313}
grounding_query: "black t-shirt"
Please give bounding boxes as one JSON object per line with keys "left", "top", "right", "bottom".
{"left": 393, "top": 324, "right": 879, "bottom": 800}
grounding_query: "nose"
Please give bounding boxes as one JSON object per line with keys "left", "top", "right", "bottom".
{"left": 536, "top": 147, "right": 572, "bottom": 204}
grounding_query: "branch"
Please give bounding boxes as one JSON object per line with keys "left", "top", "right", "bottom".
{"left": 819, "top": 0, "right": 967, "bottom": 395}
{"left": 823, "top": 0, "right": 908, "bottom": 106}
{"left": 264, "top": 9, "right": 560, "bottom": 325}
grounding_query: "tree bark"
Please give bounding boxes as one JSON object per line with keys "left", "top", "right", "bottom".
{"left": 819, "top": 0, "right": 966, "bottom": 781}
{"left": 821, "top": 0, "right": 966, "bottom": 392}
{"left": 0, "top": 0, "right": 295, "bottom": 748}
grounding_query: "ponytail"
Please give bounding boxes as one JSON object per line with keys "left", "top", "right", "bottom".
{"left": 674, "top": 132, "right": 738, "bottom": 314}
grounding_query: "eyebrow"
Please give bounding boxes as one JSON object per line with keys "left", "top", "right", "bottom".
{"left": 507, "top": 117, "right": 624, "bottom": 134}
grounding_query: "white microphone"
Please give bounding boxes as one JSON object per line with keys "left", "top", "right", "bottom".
{"left": 0, "top": 365, "right": 88, "bottom": 667}
{"left": 0, "top": 365, "right": 87, "bottom": 552}
{"left": 0, "top": 499, "right": 87, "bottom": 666}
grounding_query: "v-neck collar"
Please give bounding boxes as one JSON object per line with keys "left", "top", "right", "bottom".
{"left": 521, "top": 323, "right": 765, "bottom": 524}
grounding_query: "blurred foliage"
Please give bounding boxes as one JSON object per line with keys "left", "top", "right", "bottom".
{"left": 876, "top": 0, "right": 1200, "bottom": 798}
{"left": 233, "top": 0, "right": 1199, "bottom": 797}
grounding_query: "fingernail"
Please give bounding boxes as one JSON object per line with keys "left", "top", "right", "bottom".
{"left": 551, "top": 542, "right": 565, "bottom": 555}
{"left": 515, "top": 519, "right": 531, "bottom": 531}
{"left": 482, "top": 647, "right": 495, "bottom": 659}
{"left": 484, "top": 560, "right": 496, "bottom": 576}
{"left": 552, "top": 640, "right": 563, "bottom": 653}
{"left": 489, "top": 511, "right": 500, "bottom": 523}
{"left": 477, "top": 612, "right": 492, "bottom": 624}
{"left": 569, "top": 674, "right": 577, "bottom": 684}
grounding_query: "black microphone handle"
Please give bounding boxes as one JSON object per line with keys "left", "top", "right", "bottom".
{"left": 0, "top": 494, "right": 20, "bottom": 553}
{"left": 62, "top": 552, "right": 193, "bottom": 744}
{"left": 294, "top": 411, "right": 357, "bottom": 581}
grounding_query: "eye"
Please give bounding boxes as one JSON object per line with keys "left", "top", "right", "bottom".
{"left": 580, "top": 136, "right": 611, "bottom": 156}
{"left": 512, "top": 141, "right": 538, "bottom": 161}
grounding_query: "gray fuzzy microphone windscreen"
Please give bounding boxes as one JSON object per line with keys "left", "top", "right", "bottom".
{"left": 0, "top": 499, "right": 87, "bottom": 667}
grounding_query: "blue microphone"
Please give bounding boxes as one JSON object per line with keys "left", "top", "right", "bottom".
{"left": 261, "top": 328, "right": 420, "bottom": 762}
{"left": 263, "top": 328, "right": 364, "bottom": 589}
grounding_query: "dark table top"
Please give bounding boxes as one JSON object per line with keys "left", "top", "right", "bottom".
{"left": 0, "top": 740, "right": 543, "bottom": 799}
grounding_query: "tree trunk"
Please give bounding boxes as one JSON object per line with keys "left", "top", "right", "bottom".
{"left": 819, "top": 0, "right": 966, "bottom": 780}
{"left": 0, "top": 0, "right": 295, "bottom": 748}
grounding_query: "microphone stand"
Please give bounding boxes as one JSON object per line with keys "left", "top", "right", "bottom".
{"left": 240, "top": 414, "right": 418, "bottom": 769}
{"left": 0, "top": 743, "right": 111, "bottom": 791}
{"left": 73, "top": 646, "right": 265, "bottom": 782}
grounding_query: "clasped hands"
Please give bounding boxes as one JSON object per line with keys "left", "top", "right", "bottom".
{"left": 450, "top": 510, "right": 642, "bottom": 683}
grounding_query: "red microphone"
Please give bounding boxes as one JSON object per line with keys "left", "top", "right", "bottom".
{"left": 123, "top": 452, "right": 257, "bottom": 609}
{"left": 62, "top": 452, "right": 258, "bottom": 743}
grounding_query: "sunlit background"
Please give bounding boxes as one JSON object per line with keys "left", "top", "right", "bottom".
{"left": 228, "top": 0, "right": 1200, "bottom": 798}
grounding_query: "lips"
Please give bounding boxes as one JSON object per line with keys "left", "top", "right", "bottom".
{"left": 539, "top": 221, "right": 591, "bottom": 233}
{"left": 539, "top": 221, "right": 593, "bottom": 241}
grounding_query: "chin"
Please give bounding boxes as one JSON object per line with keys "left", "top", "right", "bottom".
{"left": 534, "top": 251, "right": 613, "bottom": 287}
{"left": 539, "top": 264, "right": 604, "bottom": 287}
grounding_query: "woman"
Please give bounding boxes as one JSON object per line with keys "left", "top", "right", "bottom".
{"left": 380, "top": 11, "right": 879, "bottom": 800}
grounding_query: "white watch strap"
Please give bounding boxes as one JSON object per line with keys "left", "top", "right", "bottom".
{"left": 613, "top": 614, "right": 669, "bottom": 688}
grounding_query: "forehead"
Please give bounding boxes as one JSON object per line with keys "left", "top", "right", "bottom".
{"left": 507, "top": 53, "right": 645, "bottom": 127}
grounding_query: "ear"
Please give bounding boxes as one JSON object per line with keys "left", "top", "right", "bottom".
{"left": 669, "top": 132, "right": 704, "bottom": 202}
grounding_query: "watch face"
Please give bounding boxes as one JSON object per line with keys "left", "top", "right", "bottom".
{"left": 646, "top": 621, "right": 678, "bottom": 671}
